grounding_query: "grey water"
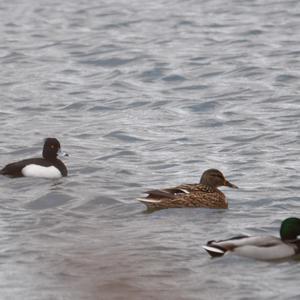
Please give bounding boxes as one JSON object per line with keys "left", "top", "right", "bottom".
{"left": 0, "top": 0, "right": 300, "bottom": 299}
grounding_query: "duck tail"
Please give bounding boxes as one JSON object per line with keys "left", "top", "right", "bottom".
{"left": 0, "top": 166, "right": 8, "bottom": 175}
{"left": 137, "top": 188, "right": 176, "bottom": 208}
{"left": 136, "top": 198, "right": 161, "bottom": 203}
{"left": 202, "top": 243, "right": 227, "bottom": 257}
{"left": 136, "top": 198, "right": 162, "bottom": 208}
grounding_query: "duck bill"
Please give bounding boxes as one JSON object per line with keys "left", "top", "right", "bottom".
{"left": 58, "top": 149, "right": 69, "bottom": 157}
{"left": 224, "top": 179, "right": 238, "bottom": 189}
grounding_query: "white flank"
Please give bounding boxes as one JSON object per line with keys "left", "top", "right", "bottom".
{"left": 136, "top": 198, "right": 161, "bottom": 203}
{"left": 22, "top": 164, "right": 62, "bottom": 178}
{"left": 202, "top": 245, "right": 225, "bottom": 254}
{"left": 234, "top": 244, "right": 295, "bottom": 260}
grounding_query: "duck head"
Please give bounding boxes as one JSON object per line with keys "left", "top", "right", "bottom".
{"left": 200, "top": 169, "right": 238, "bottom": 189}
{"left": 43, "top": 138, "right": 68, "bottom": 160}
{"left": 280, "top": 217, "right": 300, "bottom": 241}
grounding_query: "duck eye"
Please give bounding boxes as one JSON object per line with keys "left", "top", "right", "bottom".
{"left": 51, "top": 145, "right": 55, "bottom": 149}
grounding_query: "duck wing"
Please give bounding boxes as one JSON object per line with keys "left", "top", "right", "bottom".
{"left": 144, "top": 189, "right": 177, "bottom": 200}
{"left": 136, "top": 184, "right": 196, "bottom": 208}
{"left": 144, "top": 184, "right": 199, "bottom": 200}
{"left": 146, "top": 184, "right": 204, "bottom": 199}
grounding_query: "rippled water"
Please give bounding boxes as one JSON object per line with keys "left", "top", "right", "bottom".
{"left": 1, "top": 0, "right": 300, "bottom": 299}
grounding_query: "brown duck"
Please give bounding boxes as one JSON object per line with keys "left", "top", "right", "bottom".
{"left": 137, "top": 169, "right": 238, "bottom": 210}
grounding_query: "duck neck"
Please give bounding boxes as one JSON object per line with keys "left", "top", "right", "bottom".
{"left": 200, "top": 177, "right": 214, "bottom": 189}
{"left": 43, "top": 149, "right": 57, "bottom": 161}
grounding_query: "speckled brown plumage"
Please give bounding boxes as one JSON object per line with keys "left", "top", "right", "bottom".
{"left": 137, "top": 169, "right": 238, "bottom": 210}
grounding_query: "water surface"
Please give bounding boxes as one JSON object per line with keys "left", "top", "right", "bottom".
{"left": 1, "top": 0, "right": 300, "bottom": 299}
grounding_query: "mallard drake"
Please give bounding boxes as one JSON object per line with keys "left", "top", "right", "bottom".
{"left": 137, "top": 169, "right": 238, "bottom": 210}
{"left": 203, "top": 217, "right": 300, "bottom": 260}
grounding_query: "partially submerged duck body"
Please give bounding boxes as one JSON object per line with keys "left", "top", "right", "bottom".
{"left": 203, "top": 218, "right": 300, "bottom": 261}
{"left": 0, "top": 138, "right": 68, "bottom": 178}
{"left": 137, "top": 169, "right": 238, "bottom": 210}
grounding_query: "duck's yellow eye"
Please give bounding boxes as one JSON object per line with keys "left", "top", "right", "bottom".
{"left": 51, "top": 145, "right": 55, "bottom": 149}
